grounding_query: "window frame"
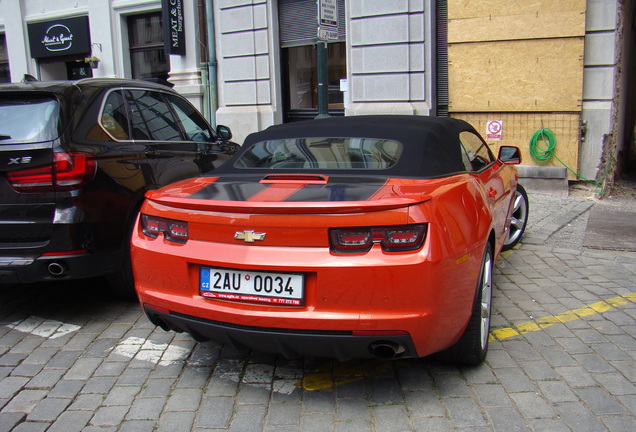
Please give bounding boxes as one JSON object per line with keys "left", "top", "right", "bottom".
{"left": 459, "top": 131, "right": 495, "bottom": 172}
{"left": 127, "top": 11, "right": 169, "bottom": 84}
{"left": 0, "top": 33, "right": 10, "bottom": 84}
{"left": 97, "top": 88, "right": 215, "bottom": 144}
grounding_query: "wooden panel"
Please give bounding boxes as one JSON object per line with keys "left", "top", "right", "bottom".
{"left": 448, "top": 0, "right": 586, "bottom": 20}
{"left": 452, "top": 112, "right": 581, "bottom": 180}
{"left": 448, "top": 10, "right": 586, "bottom": 43}
{"left": 448, "top": 38, "right": 584, "bottom": 112}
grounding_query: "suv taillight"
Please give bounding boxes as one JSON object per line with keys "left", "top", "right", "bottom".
{"left": 7, "top": 152, "right": 96, "bottom": 193}
{"left": 329, "top": 224, "right": 427, "bottom": 253}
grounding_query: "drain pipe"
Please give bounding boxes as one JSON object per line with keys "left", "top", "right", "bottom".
{"left": 206, "top": 0, "right": 218, "bottom": 128}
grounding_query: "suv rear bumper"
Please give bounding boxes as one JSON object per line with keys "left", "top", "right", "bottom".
{"left": 0, "top": 250, "right": 122, "bottom": 284}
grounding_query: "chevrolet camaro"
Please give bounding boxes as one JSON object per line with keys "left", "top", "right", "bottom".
{"left": 131, "top": 115, "right": 529, "bottom": 365}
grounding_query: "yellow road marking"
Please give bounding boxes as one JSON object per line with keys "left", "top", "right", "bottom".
{"left": 295, "top": 292, "right": 636, "bottom": 391}
{"left": 490, "top": 292, "right": 636, "bottom": 342}
{"left": 296, "top": 359, "right": 396, "bottom": 391}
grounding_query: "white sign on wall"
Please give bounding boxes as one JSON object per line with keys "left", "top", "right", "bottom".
{"left": 486, "top": 120, "right": 503, "bottom": 141}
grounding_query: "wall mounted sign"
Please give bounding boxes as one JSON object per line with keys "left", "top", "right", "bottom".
{"left": 486, "top": 120, "right": 503, "bottom": 141}
{"left": 27, "top": 16, "right": 91, "bottom": 59}
{"left": 162, "top": 0, "right": 186, "bottom": 55}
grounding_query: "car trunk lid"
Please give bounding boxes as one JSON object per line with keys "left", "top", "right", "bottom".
{"left": 145, "top": 174, "right": 433, "bottom": 214}
{"left": 142, "top": 174, "right": 440, "bottom": 248}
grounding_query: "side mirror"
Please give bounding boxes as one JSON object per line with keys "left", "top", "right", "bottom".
{"left": 498, "top": 146, "right": 521, "bottom": 164}
{"left": 216, "top": 125, "right": 233, "bottom": 141}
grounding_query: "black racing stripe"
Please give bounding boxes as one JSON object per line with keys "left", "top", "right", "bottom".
{"left": 188, "top": 182, "right": 269, "bottom": 201}
{"left": 186, "top": 176, "right": 389, "bottom": 202}
{"left": 284, "top": 183, "right": 385, "bottom": 202}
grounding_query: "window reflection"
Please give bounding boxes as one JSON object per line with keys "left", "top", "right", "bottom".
{"left": 284, "top": 42, "right": 346, "bottom": 120}
{"left": 128, "top": 13, "right": 170, "bottom": 86}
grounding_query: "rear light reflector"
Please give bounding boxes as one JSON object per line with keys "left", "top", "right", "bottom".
{"left": 144, "top": 303, "right": 171, "bottom": 315}
{"left": 329, "top": 224, "right": 427, "bottom": 253}
{"left": 41, "top": 250, "right": 89, "bottom": 257}
{"left": 141, "top": 214, "right": 189, "bottom": 243}
{"left": 7, "top": 152, "right": 96, "bottom": 193}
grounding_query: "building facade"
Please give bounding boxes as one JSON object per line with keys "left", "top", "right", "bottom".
{"left": 0, "top": 0, "right": 634, "bottom": 189}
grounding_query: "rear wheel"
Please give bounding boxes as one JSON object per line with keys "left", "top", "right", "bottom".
{"left": 106, "top": 214, "right": 138, "bottom": 299}
{"left": 437, "top": 243, "right": 493, "bottom": 365}
{"left": 502, "top": 184, "right": 528, "bottom": 251}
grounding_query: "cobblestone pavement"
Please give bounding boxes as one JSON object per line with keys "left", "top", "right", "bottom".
{"left": 1, "top": 191, "right": 635, "bottom": 432}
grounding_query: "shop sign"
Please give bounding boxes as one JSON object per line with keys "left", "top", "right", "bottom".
{"left": 162, "top": 0, "right": 186, "bottom": 55}
{"left": 28, "top": 16, "right": 91, "bottom": 59}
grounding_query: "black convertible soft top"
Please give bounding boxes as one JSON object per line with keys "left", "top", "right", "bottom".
{"left": 224, "top": 115, "right": 481, "bottom": 178}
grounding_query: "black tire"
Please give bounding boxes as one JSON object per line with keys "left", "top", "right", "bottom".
{"left": 502, "top": 183, "right": 529, "bottom": 251}
{"left": 436, "top": 243, "right": 493, "bottom": 365}
{"left": 106, "top": 215, "right": 138, "bottom": 299}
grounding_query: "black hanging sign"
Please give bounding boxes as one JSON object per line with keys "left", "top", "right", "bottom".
{"left": 162, "top": 0, "right": 186, "bottom": 55}
{"left": 27, "top": 16, "right": 91, "bottom": 59}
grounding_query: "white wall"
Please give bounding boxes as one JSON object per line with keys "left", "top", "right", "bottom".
{"left": 581, "top": 0, "right": 619, "bottom": 179}
{"left": 214, "top": 0, "right": 280, "bottom": 145}
{"left": 346, "top": 0, "right": 433, "bottom": 116}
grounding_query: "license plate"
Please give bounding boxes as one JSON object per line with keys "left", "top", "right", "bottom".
{"left": 200, "top": 267, "right": 304, "bottom": 306}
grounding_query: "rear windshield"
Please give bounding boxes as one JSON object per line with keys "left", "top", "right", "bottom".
{"left": 0, "top": 96, "right": 60, "bottom": 144}
{"left": 235, "top": 137, "right": 403, "bottom": 170}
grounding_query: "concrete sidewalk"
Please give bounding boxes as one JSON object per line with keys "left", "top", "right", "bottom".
{"left": 524, "top": 186, "right": 636, "bottom": 253}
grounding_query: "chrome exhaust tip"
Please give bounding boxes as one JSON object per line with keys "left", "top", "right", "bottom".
{"left": 47, "top": 262, "right": 67, "bottom": 276}
{"left": 369, "top": 341, "right": 405, "bottom": 360}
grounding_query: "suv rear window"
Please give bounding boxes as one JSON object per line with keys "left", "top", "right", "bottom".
{"left": 0, "top": 96, "right": 59, "bottom": 143}
{"left": 235, "top": 137, "right": 403, "bottom": 170}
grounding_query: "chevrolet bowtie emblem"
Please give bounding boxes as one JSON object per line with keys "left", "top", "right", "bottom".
{"left": 234, "top": 230, "right": 266, "bottom": 242}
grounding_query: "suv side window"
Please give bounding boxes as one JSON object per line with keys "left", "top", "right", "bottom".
{"left": 101, "top": 91, "right": 130, "bottom": 140}
{"left": 459, "top": 131, "right": 494, "bottom": 172}
{"left": 165, "top": 94, "right": 213, "bottom": 142}
{"left": 127, "top": 90, "right": 181, "bottom": 141}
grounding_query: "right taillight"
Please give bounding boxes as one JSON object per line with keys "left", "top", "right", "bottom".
{"left": 141, "top": 214, "right": 189, "bottom": 244}
{"left": 7, "top": 152, "right": 96, "bottom": 193}
{"left": 329, "top": 224, "right": 427, "bottom": 253}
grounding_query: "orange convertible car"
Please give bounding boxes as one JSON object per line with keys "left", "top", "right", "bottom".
{"left": 131, "top": 115, "right": 529, "bottom": 365}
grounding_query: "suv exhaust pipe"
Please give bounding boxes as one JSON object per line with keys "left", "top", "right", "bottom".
{"left": 48, "top": 262, "right": 68, "bottom": 276}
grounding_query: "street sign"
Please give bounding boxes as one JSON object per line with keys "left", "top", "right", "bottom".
{"left": 318, "top": 0, "right": 339, "bottom": 41}
{"left": 318, "top": 27, "right": 339, "bottom": 41}
{"left": 319, "top": 0, "right": 338, "bottom": 28}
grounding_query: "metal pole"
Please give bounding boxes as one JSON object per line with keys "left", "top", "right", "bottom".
{"left": 315, "top": 41, "right": 329, "bottom": 119}
{"left": 206, "top": 0, "right": 218, "bottom": 128}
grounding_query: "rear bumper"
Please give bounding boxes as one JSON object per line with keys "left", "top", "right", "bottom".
{"left": 0, "top": 250, "right": 122, "bottom": 284}
{"left": 143, "top": 304, "right": 418, "bottom": 361}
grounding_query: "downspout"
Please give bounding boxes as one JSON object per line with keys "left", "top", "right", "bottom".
{"left": 206, "top": 0, "right": 218, "bottom": 128}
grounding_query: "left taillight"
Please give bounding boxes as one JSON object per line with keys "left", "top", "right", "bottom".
{"left": 141, "top": 214, "right": 189, "bottom": 244}
{"left": 7, "top": 152, "right": 96, "bottom": 193}
{"left": 329, "top": 224, "right": 427, "bottom": 253}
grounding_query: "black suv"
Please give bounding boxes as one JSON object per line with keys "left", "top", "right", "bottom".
{"left": 0, "top": 78, "right": 238, "bottom": 296}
